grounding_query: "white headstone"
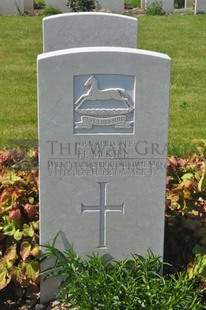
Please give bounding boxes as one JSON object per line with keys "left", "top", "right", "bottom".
{"left": 43, "top": 13, "right": 138, "bottom": 53}
{"left": 185, "top": 0, "right": 194, "bottom": 8}
{"left": 24, "top": 0, "right": 33, "bottom": 11}
{"left": 38, "top": 46, "right": 170, "bottom": 303}
{"left": 96, "top": 0, "right": 124, "bottom": 13}
{"left": 0, "top": 0, "right": 24, "bottom": 15}
{"left": 45, "top": 0, "right": 69, "bottom": 12}
{"left": 145, "top": 0, "right": 174, "bottom": 12}
{"left": 195, "top": 0, "right": 206, "bottom": 13}
{"left": 141, "top": 0, "right": 145, "bottom": 9}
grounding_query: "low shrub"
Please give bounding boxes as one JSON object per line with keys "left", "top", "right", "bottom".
{"left": 174, "top": 0, "right": 185, "bottom": 8}
{"left": 43, "top": 6, "right": 62, "bottom": 16}
{"left": 67, "top": 0, "right": 96, "bottom": 11}
{"left": 34, "top": 0, "right": 45, "bottom": 9}
{"left": 165, "top": 140, "right": 206, "bottom": 270}
{"left": 42, "top": 242, "right": 202, "bottom": 309}
{"left": 125, "top": 0, "right": 140, "bottom": 8}
{"left": 145, "top": 1, "right": 165, "bottom": 15}
{"left": 0, "top": 147, "right": 39, "bottom": 304}
{"left": 174, "top": 8, "right": 194, "bottom": 15}
{"left": 0, "top": 141, "right": 205, "bottom": 305}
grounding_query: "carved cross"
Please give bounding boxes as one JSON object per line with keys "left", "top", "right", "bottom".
{"left": 81, "top": 182, "right": 124, "bottom": 248}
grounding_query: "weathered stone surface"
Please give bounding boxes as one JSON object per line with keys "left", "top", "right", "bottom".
{"left": 24, "top": 0, "right": 33, "bottom": 11}
{"left": 38, "top": 46, "right": 170, "bottom": 303}
{"left": 96, "top": 0, "right": 124, "bottom": 13}
{"left": 195, "top": 0, "right": 206, "bottom": 13}
{"left": 185, "top": 0, "right": 194, "bottom": 8}
{"left": 45, "top": 0, "right": 69, "bottom": 13}
{"left": 0, "top": 0, "right": 24, "bottom": 15}
{"left": 145, "top": 0, "right": 174, "bottom": 12}
{"left": 141, "top": 0, "right": 145, "bottom": 9}
{"left": 43, "top": 12, "right": 138, "bottom": 53}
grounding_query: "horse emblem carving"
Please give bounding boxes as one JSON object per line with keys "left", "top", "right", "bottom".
{"left": 75, "top": 75, "right": 134, "bottom": 116}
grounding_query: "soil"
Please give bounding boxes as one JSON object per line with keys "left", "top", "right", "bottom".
{"left": 0, "top": 285, "right": 71, "bottom": 310}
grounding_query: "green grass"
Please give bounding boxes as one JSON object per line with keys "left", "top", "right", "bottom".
{"left": 125, "top": 0, "right": 140, "bottom": 7}
{"left": 0, "top": 16, "right": 42, "bottom": 146}
{"left": 34, "top": 0, "right": 45, "bottom": 6}
{"left": 0, "top": 15, "right": 206, "bottom": 155}
{"left": 138, "top": 15, "right": 206, "bottom": 155}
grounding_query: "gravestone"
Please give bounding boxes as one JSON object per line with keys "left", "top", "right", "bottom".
{"left": 195, "top": 0, "right": 206, "bottom": 13}
{"left": 45, "top": 0, "right": 69, "bottom": 13}
{"left": 96, "top": 0, "right": 124, "bottom": 13}
{"left": 38, "top": 46, "right": 171, "bottom": 302}
{"left": 0, "top": 0, "right": 24, "bottom": 15}
{"left": 145, "top": 0, "right": 174, "bottom": 12}
{"left": 185, "top": 0, "right": 194, "bottom": 8}
{"left": 24, "top": 0, "right": 33, "bottom": 11}
{"left": 43, "top": 13, "right": 138, "bottom": 53}
{"left": 141, "top": 0, "right": 145, "bottom": 9}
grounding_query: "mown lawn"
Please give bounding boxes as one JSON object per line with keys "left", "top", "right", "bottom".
{"left": 0, "top": 16, "right": 42, "bottom": 146}
{"left": 138, "top": 14, "right": 206, "bottom": 155}
{"left": 0, "top": 14, "right": 205, "bottom": 155}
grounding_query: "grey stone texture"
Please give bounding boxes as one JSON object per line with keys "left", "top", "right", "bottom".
{"left": 145, "top": 0, "right": 174, "bottom": 12}
{"left": 24, "top": 0, "right": 33, "bottom": 11}
{"left": 195, "top": 0, "right": 206, "bottom": 13}
{"left": 96, "top": 0, "right": 124, "bottom": 13}
{"left": 45, "top": 0, "right": 69, "bottom": 13}
{"left": 0, "top": 0, "right": 24, "bottom": 15}
{"left": 141, "top": 0, "right": 145, "bottom": 8}
{"left": 185, "top": 0, "right": 194, "bottom": 8}
{"left": 38, "top": 46, "right": 170, "bottom": 303}
{"left": 43, "top": 12, "right": 138, "bottom": 53}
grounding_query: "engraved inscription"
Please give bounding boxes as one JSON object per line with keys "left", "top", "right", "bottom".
{"left": 46, "top": 140, "right": 167, "bottom": 177}
{"left": 74, "top": 75, "right": 135, "bottom": 134}
{"left": 47, "top": 159, "right": 162, "bottom": 177}
{"left": 46, "top": 140, "right": 168, "bottom": 158}
{"left": 81, "top": 182, "right": 124, "bottom": 248}
{"left": 47, "top": 159, "right": 161, "bottom": 177}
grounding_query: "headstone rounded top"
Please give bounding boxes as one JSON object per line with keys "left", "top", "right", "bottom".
{"left": 39, "top": 46, "right": 171, "bottom": 62}
{"left": 43, "top": 12, "right": 138, "bottom": 52}
{"left": 38, "top": 44, "right": 171, "bottom": 304}
{"left": 43, "top": 12, "right": 137, "bottom": 22}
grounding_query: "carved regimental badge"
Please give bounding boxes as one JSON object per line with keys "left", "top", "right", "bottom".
{"left": 74, "top": 75, "right": 135, "bottom": 134}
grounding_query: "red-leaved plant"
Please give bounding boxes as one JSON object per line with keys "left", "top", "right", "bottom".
{"left": 0, "top": 147, "right": 39, "bottom": 302}
{"left": 165, "top": 140, "right": 206, "bottom": 270}
{"left": 0, "top": 140, "right": 205, "bottom": 303}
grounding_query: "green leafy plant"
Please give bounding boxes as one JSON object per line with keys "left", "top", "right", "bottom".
{"left": 145, "top": 1, "right": 165, "bottom": 15}
{"left": 67, "top": 0, "right": 96, "bottom": 11}
{"left": 34, "top": 0, "right": 45, "bottom": 9}
{"left": 174, "top": 0, "right": 185, "bottom": 8}
{"left": 0, "top": 142, "right": 205, "bottom": 305}
{"left": 125, "top": 0, "right": 140, "bottom": 8}
{"left": 174, "top": 8, "right": 194, "bottom": 15}
{"left": 43, "top": 6, "right": 62, "bottom": 16}
{"left": 0, "top": 147, "right": 39, "bottom": 302}
{"left": 41, "top": 239, "right": 203, "bottom": 309}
